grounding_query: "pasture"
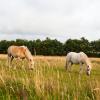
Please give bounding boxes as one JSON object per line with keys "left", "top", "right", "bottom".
{"left": 0, "top": 55, "right": 100, "bottom": 100}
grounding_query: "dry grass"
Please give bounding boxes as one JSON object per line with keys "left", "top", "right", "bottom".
{"left": 0, "top": 54, "right": 99, "bottom": 100}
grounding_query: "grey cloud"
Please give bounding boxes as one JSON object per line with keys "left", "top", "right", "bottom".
{"left": 0, "top": 0, "right": 100, "bottom": 41}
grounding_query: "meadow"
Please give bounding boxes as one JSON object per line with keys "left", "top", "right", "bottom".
{"left": 0, "top": 55, "right": 100, "bottom": 100}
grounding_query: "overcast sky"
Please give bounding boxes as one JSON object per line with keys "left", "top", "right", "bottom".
{"left": 0, "top": 0, "right": 100, "bottom": 42}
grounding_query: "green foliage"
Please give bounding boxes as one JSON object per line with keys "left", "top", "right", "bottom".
{"left": 64, "top": 37, "right": 90, "bottom": 53}
{"left": 0, "top": 37, "right": 100, "bottom": 56}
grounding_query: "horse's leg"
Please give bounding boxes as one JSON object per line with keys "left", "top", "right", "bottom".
{"left": 8, "top": 56, "right": 10, "bottom": 68}
{"left": 10, "top": 56, "right": 14, "bottom": 68}
{"left": 67, "top": 62, "right": 72, "bottom": 72}
{"left": 8, "top": 55, "right": 12, "bottom": 68}
{"left": 79, "top": 63, "right": 83, "bottom": 74}
{"left": 69, "top": 62, "right": 72, "bottom": 72}
{"left": 65, "top": 60, "right": 68, "bottom": 70}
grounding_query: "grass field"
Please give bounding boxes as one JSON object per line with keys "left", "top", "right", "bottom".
{"left": 0, "top": 55, "right": 100, "bottom": 100}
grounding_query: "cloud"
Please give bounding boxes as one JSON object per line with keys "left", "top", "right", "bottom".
{"left": 0, "top": 0, "right": 100, "bottom": 41}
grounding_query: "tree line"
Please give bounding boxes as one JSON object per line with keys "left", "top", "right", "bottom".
{"left": 0, "top": 37, "right": 100, "bottom": 57}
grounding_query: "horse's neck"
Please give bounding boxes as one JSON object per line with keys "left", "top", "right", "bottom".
{"left": 85, "top": 58, "right": 91, "bottom": 68}
{"left": 25, "top": 50, "right": 32, "bottom": 60}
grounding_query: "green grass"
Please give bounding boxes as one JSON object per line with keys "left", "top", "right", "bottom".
{"left": 0, "top": 56, "right": 99, "bottom": 100}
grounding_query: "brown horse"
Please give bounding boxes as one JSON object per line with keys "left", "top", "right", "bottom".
{"left": 7, "top": 45, "right": 34, "bottom": 69}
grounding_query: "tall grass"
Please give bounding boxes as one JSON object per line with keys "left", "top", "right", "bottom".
{"left": 0, "top": 56, "right": 99, "bottom": 100}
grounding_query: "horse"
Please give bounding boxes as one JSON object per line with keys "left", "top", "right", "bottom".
{"left": 7, "top": 45, "right": 34, "bottom": 69}
{"left": 65, "top": 52, "right": 92, "bottom": 75}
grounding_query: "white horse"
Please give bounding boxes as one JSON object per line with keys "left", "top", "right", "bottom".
{"left": 65, "top": 52, "right": 92, "bottom": 75}
{"left": 7, "top": 45, "right": 34, "bottom": 69}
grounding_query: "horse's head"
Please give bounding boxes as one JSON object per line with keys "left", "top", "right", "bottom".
{"left": 24, "top": 47, "right": 34, "bottom": 69}
{"left": 29, "top": 57, "right": 34, "bottom": 69}
{"left": 86, "top": 65, "right": 91, "bottom": 76}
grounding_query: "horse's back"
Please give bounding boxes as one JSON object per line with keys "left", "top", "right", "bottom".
{"left": 7, "top": 45, "right": 16, "bottom": 55}
{"left": 66, "top": 52, "right": 88, "bottom": 64}
{"left": 79, "top": 52, "right": 88, "bottom": 58}
{"left": 67, "top": 52, "right": 79, "bottom": 63}
{"left": 7, "top": 45, "right": 26, "bottom": 58}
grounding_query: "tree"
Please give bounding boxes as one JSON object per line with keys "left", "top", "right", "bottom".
{"left": 0, "top": 37, "right": 99, "bottom": 57}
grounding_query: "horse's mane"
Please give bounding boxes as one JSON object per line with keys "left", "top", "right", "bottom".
{"left": 22, "top": 46, "right": 33, "bottom": 60}
{"left": 79, "top": 52, "right": 92, "bottom": 69}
